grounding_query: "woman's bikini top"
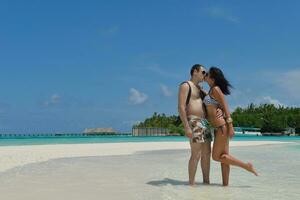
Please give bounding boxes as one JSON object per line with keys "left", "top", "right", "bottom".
{"left": 203, "top": 86, "right": 224, "bottom": 120}
{"left": 203, "top": 95, "right": 219, "bottom": 106}
{"left": 203, "top": 86, "right": 220, "bottom": 107}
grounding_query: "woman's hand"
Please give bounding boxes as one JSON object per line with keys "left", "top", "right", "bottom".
{"left": 185, "top": 127, "right": 193, "bottom": 139}
{"left": 227, "top": 123, "right": 235, "bottom": 139}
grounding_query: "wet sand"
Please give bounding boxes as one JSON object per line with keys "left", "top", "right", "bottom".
{"left": 0, "top": 141, "right": 287, "bottom": 173}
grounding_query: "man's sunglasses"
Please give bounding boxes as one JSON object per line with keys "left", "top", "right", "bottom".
{"left": 202, "top": 71, "right": 208, "bottom": 76}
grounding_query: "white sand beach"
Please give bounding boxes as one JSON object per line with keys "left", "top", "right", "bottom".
{"left": 0, "top": 140, "right": 299, "bottom": 200}
{"left": 0, "top": 141, "right": 289, "bottom": 173}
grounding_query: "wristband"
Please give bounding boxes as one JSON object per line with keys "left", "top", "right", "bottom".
{"left": 226, "top": 117, "right": 233, "bottom": 124}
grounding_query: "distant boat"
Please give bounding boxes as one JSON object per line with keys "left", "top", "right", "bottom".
{"left": 234, "top": 127, "right": 262, "bottom": 136}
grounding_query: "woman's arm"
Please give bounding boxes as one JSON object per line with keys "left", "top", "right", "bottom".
{"left": 211, "top": 87, "right": 230, "bottom": 118}
{"left": 211, "top": 87, "right": 234, "bottom": 138}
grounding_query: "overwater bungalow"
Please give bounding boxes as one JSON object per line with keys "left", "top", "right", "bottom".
{"left": 83, "top": 128, "right": 116, "bottom": 135}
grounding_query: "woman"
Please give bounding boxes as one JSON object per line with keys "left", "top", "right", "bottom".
{"left": 204, "top": 67, "right": 258, "bottom": 186}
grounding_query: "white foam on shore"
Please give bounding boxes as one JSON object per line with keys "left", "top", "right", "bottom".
{"left": 0, "top": 141, "right": 289, "bottom": 173}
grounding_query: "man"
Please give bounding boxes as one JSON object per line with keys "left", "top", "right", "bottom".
{"left": 178, "top": 64, "right": 212, "bottom": 186}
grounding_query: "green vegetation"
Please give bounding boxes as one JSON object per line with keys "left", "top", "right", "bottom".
{"left": 232, "top": 103, "right": 300, "bottom": 133}
{"left": 133, "top": 112, "right": 185, "bottom": 135}
{"left": 134, "top": 104, "right": 300, "bottom": 135}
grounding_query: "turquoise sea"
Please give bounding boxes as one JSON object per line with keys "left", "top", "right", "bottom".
{"left": 0, "top": 135, "right": 300, "bottom": 146}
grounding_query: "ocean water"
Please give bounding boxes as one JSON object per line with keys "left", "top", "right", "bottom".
{"left": 0, "top": 135, "right": 300, "bottom": 146}
{"left": 0, "top": 142, "right": 299, "bottom": 200}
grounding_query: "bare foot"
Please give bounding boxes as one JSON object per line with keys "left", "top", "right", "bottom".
{"left": 246, "top": 162, "right": 258, "bottom": 176}
{"left": 189, "top": 182, "right": 196, "bottom": 186}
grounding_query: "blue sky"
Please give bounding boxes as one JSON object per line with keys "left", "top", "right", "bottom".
{"left": 0, "top": 0, "right": 300, "bottom": 132}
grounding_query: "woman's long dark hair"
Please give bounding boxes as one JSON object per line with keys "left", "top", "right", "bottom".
{"left": 209, "top": 67, "right": 233, "bottom": 95}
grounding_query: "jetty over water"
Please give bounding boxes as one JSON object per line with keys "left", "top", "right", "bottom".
{"left": 0, "top": 128, "right": 131, "bottom": 138}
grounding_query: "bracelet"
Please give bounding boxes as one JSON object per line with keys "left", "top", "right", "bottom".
{"left": 226, "top": 117, "right": 233, "bottom": 124}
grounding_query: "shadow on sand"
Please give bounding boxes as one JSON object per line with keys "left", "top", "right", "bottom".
{"left": 147, "top": 178, "right": 251, "bottom": 188}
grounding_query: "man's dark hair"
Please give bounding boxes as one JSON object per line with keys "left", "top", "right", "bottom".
{"left": 190, "top": 64, "right": 204, "bottom": 76}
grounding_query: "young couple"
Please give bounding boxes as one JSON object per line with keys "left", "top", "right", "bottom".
{"left": 178, "top": 64, "right": 258, "bottom": 187}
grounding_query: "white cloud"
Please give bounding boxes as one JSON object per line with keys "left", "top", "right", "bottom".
{"left": 99, "top": 25, "right": 119, "bottom": 36}
{"left": 255, "top": 96, "right": 285, "bottom": 107}
{"left": 129, "top": 88, "right": 148, "bottom": 105}
{"left": 0, "top": 102, "right": 10, "bottom": 114}
{"left": 228, "top": 88, "right": 287, "bottom": 109}
{"left": 277, "top": 69, "right": 300, "bottom": 99}
{"left": 160, "top": 84, "right": 172, "bottom": 97}
{"left": 142, "top": 64, "right": 180, "bottom": 79}
{"left": 205, "top": 6, "right": 239, "bottom": 23}
{"left": 51, "top": 94, "right": 61, "bottom": 103}
{"left": 227, "top": 88, "right": 253, "bottom": 109}
{"left": 43, "top": 94, "right": 61, "bottom": 107}
{"left": 122, "top": 120, "right": 141, "bottom": 126}
{"left": 217, "top": 68, "right": 300, "bottom": 109}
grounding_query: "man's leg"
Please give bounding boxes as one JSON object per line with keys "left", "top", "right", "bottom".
{"left": 188, "top": 142, "right": 202, "bottom": 186}
{"left": 201, "top": 140, "right": 211, "bottom": 184}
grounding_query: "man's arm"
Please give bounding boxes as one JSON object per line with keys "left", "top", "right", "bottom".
{"left": 178, "top": 83, "right": 192, "bottom": 138}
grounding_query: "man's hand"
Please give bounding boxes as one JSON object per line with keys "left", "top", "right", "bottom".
{"left": 185, "top": 127, "right": 193, "bottom": 139}
{"left": 227, "top": 124, "right": 235, "bottom": 139}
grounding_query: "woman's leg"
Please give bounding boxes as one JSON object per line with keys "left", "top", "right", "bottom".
{"left": 212, "top": 127, "right": 230, "bottom": 185}
{"left": 212, "top": 126, "right": 258, "bottom": 178}
{"left": 221, "top": 130, "right": 230, "bottom": 186}
{"left": 189, "top": 142, "right": 202, "bottom": 185}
